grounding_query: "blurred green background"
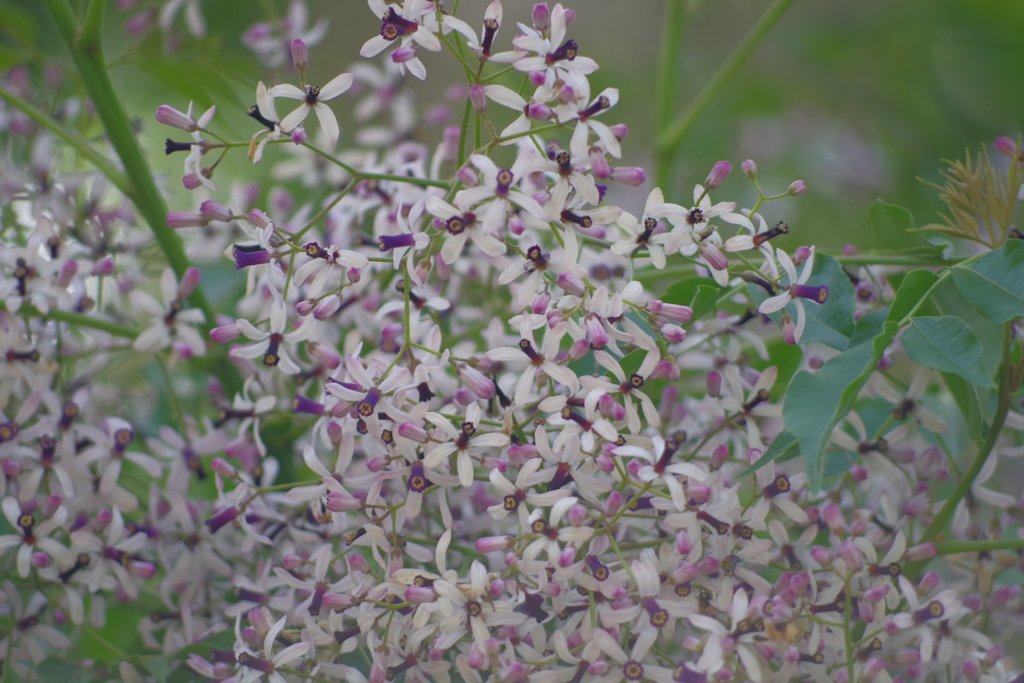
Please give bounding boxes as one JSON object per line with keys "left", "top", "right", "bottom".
{"left": 5, "top": 0, "right": 1024, "bottom": 251}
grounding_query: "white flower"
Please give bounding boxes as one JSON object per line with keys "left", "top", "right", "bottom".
{"left": 758, "top": 247, "right": 828, "bottom": 343}
{"left": 269, "top": 73, "right": 353, "bottom": 144}
{"left": 132, "top": 268, "right": 206, "bottom": 356}
{"left": 425, "top": 195, "right": 506, "bottom": 265}
{"left": 487, "top": 317, "right": 579, "bottom": 407}
{"left": 232, "top": 297, "right": 316, "bottom": 374}
{"left": 0, "top": 498, "right": 72, "bottom": 578}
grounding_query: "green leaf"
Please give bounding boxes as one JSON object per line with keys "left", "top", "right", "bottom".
{"left": 941, "top": 371, "right": 987, "bottom": 441}
{"left": 35, "top": 658, "right": 90, "bottom": 683}
{"left": 170, "top": 630, "right": 235, "bottom": 661}
{"left": 0, "top": 45, "right": 23, "bottom": 71}
{"left": 739, "top": 430, "right": 800, "bottom": 476}
{"left": 746, "top": 253, "right": 856, "bottom": 350}
{"left": 886, "top": 269, "right": 939, "bottom": 324}
{"left": 142, "top": 656, "right": 171, "bottom": 683}
{"left": 0, "top": 2, "right": 40, "bottom": 44}
{"left": 901, "top": 316, "right": 995, "bottom": 387}
{"left": 796, "top": 253, "right": 857, "bottom": 350}
{"left": 662, "top": 276, "right": 721, "bottom": 320}
{"left": 867, "top": 200, "right": 949, "bottom": 257}
{"left": 850, "top": 308, "right": 888, "bottom": 347}
{"left": 951, "top": 240, "right": 1024, "bottom": 323}
{"left": 932, "top": 277, "right": 1002, "bottom": 379}
{"left": 783, "top": 320, "right": 897, "bottom": 491}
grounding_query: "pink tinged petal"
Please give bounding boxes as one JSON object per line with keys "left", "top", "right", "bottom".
{"left": 569, "top": 171, "right": 599, "bottom": 205}
{"left": 319, "top": 73, "right": 354, "bottom": 100}
{"left": 268, "top": 83, "right": 305, "bottom": 100}
{"left": 471, "top": 231, "right": 506, "bottom": 257}
{"left": 279, "top": 104, "right": 311, "bottom": 133}
{"left": 483, "top": 85, "right": 526, "bottom": 110}
{"left": 360, "top": 35, "right": 390, "bottom": 57}
{"left": 759, "top": 293, "right": 791, "bottom": 315}
{"left": 312, "top": 103, "right": 340, "bottom": 143}
{"left": 440, "top": 231, "right": 469, "bottom": 265}
{"left": 412, "top": 26, "right": 441, "bottom": 51}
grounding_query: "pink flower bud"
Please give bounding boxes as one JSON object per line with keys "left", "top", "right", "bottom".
{"left": 295, "top": 299, "right": 315, "bottom": 317}
{"left": 822, "top": 504, "right": 844, "bottom": 534}
{"left": 468, "top": 85, "right": 487, "bottom": 114}
{"left": 458, "top": 363, "right": 496, "bottom": 399}
{"left": 91, "top": 256, "right": 116, "bottom": 276}
{"left": 129, "top": 560, "right": 157, "bottom": 578}
{"left": 313, "top": 294, "right": 341, "bottom": 320}
{"left": 787, "top": 180, "right": 807, "bottom": 196}
{"left": 178, "top": 266, "right": 201, "bottom": 298}
{"left": 604, "top": 490, "right": 623, "bottom": 516}
{"left": 706, "top": 370, "right": 722, "bottom": 397}
{"left": 55, "top": 259, "right": 78, "bottom": 289}
{"left": 742, "top": 159, "right": 757, "bottom": 178}
{"left": 709, "top": 443, "right": 729, "bottom": 471}
{"left": 290, "top": 39, "right": 308, "bottom": 71}
{"left": 699, "top": 242, "right": 729, "bottom": 271}
{"left": 994, "top": 136, "right": 1023, "bottom": 162}
{"left": 525, "top": 103, "right": 552, "bottom": 120}
{"left": 696, "top": 557, "right": 719, "bottom": 575}
{"left": 166, "top": 211, "right": 208, "bottom": 229}
{"left": 210, "top": 323, "right": 241, "bottom": 344}
{"left": 850, "top": 464, "right": 868, "bottom": 482}
{"left": 532, "top": 3, "right": 550, "bottom": 30}
{"left": 248, "top": 209, "right": 272, "bottom": 229}
{"left": 200, "top": 200, "right": 233, "bottom": 222}
{"left": 862, "top": 657, "right": 886, "bottom": 681}
{"left": 155, "top": 105, "right": 196, "bottom": 132}
{"left": 557, "top": 272, "right": 586, "bottom": 297}
{"left": 392, "top": 45, "right": 417, "bottom": 63}
{"left": 476, "top": 535, "right": 513, "bottom": 553}
{"left": 660, "top": 323, "right": 686, "bottom": 343}
{"left": 32, "top": 551, "right": 49, "bottom": 568}
{"left": 917, "top": 570, "right": 940, "bottom": 593}
{"left": 809, "top": 546, "right": 832, "bottom": 566}
{"left": 182, "top": 172, "right": 203, "bottom": 190}
{"left": 609, "top": 166, "right": 645, "bottom": 186}
{"left": 590, "top": 148, "right": 611, "bottom": 178}
{"left": 210, "top": 457, "right": 237, "bottom": 478}
{"left": 308, "top": 341, "right": 340, "bottom": 369}
{"left": 704, "top": 161, "right": 732, "bottom": 190}
{"left": 326, "top": 490, "right": 362, "bottom": 512}
{"left": 290, "top": 127, "right": 307, "bottom": 144}
{"left": 563, "top": 8, "right": 576, "bottom": 23}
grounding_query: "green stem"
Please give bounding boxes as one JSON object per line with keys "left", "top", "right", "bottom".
{"left": 656, "top": 0, "right": 798, "bottom": 154}
{"left": 0, "top": 84, "right": 129, "bottom": 196}
{"left": 906, "top": 322, "right": 1017, "bottom": 576}
{"left": 653, "top": 0, "right": 687, "bottom": 188}
{"left": 832, "top": 253, "right": 963, "bottom": 267}
{"left": 42, "top": 0, "right": 216, "bottom": 326}
{"left": 0, "top": 300, "right": 139, "bottom": 339}
{"left": 934, "top": 538, "right": 1024, "bottom": 554}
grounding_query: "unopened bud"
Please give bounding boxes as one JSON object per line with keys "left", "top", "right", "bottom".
{"left": 706, "top": 370, "right": 722, "bottom": 397}
{"left": 994, "top": 136, "right": 1023, "bottom": 162}
{"left": 211, "top": 457, "right": 238, "bottom": 478}
{"left": 248, "top": 209, "right": 272, "bottom": 229}
{"left": 456, "top": 166, "right": 479, "bottom": 187}
{"left": 787, "top": 180, "right": 807, "bottom": 196}
{"left": 200, "top": 200, "right": 233, "bottom": 222}
{"left": 741, "top": 159, "right": 757, "bottom": 178}
{"left": 178, "top": 266, "right": 201, "bottom": 298}
{"left": 91, "top": 256, "right": 116, "bottom": 276}
{"left": 468, "top": 85, "right": 487, "bottom": 114}
{"left": 607, "top": 166, "right": 644, "bottom": 186}
{"left": 291, "top": 39, "right": 308, "bottom": 71}
{"left": 704, "top": 161, "right": 732, "bottom": 190}
{"left": 710, "top": 443, "right": 729, "bottom": 471}
{"left": 532, "top": 3, "right": 550, "bottom": 31}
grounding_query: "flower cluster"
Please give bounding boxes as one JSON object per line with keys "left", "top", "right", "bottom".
{"left": 1, "top": 2, "right": 1022, "bottom": 683}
